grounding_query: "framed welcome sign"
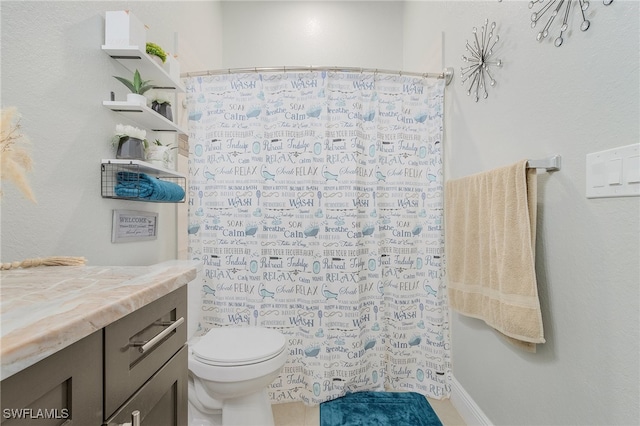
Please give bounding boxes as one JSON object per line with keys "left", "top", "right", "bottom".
{"left": 111, "top": 210, "right": 158, "bottom": 243}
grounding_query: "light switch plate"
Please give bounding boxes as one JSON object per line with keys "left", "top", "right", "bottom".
{"left": 586, "top": 144, "right": 640, "bottom": 198}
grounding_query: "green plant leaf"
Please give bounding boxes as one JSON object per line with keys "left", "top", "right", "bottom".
{"left": 114, "top": 76, "right": 136, "bottom": 92}
{"left": 138, "top": 84, "right": 154, "bottom": 95}
{"left": 146, "top": 42, "right": 167, "bottom": 63}
{"left": 114, "top": 69, "right": 154, "bottom": 94}
{"left": 133, "top": 70, "right": 142, "bottom": 90}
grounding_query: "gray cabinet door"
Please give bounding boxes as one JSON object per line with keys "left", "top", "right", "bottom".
{"left": 103, "top": 346, "right": 187, "bottom": 426}
{"left": 0, "top": 331, "right": 103, "bottom": 426}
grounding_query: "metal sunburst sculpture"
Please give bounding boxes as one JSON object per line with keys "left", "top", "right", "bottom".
{"left": 460, "top": 20, "right": 503, "bottom": 102}
{"left": 529, "top": 0, "right": 614, "bottom": 47}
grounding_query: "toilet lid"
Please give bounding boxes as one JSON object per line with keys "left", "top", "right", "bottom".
{"left": 192, "top": 327, "right": 286, "bottom": 366}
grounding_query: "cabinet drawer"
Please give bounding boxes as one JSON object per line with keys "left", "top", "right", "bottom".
{"left": 104, "top": 287, "right": 186, "bottom": 419}
{"left": 104, "top": 346, "right": 187, "bottom": 426}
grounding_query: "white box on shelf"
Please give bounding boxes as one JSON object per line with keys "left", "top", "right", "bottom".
{"left": 104, "top": 10, "right": 146, "bottom": 48}
{"left": 163, "top": 55, "right": 181, "bottom": 82}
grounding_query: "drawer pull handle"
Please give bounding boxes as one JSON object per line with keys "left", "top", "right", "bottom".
{"left": 116, "top": 410, "right": 140, "bottom": 426}
{"left": 132, "top": 410, "right": 140, "bottom": 426}
{"left": 132, "top": 317, "right": 184, "bottom": 353}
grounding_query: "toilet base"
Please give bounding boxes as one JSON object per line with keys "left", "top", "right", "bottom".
{"left": 188, "top": 401, "right": 222, "bottom": 426}
{"left": 222, "top": 388, "right": 275, "bottom": 426}
{"left": 189, "top": 388, "right": 275, "bottom": 426}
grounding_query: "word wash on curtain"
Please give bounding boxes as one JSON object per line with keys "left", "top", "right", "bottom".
{"left": 185, "top": 71, "right": 450, "bottom": 405}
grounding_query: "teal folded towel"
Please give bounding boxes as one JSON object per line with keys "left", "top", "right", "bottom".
{"left": 115, "top": 172, "right": 185, "bottom": 202}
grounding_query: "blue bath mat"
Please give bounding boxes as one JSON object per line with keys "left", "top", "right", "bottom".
{"left": 320, "top": 391, "right": 442, "bottom": 426}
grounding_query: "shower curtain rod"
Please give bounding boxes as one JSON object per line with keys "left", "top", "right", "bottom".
{"left": 182, "top": 66, "right": 455, "bottom": 85}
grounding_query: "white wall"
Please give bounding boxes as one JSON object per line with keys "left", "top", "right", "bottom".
{"left": 220, "top": 0, "right": 404, "bottom": 69}
{"left": 0, "top": 1, "right": 222, "bottom": 266}
{"left": 404, "top": 1, "right": 639, "bottom": 425}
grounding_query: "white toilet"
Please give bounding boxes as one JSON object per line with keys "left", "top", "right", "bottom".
{"left": 187, "top": 326, "right": 288, "bottom": 426}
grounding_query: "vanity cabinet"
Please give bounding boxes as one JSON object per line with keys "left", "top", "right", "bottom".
{"left": 0, "top": 287, "right": 188, "bottom": 426}
{"left": 0, "top": 331, "right": 103, "bottom": 425}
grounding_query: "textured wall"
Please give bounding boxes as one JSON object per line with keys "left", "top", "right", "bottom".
{"left": 0, "top": 1, "right": 222, "bottom": 266}
{"left": 404, "top": 1, "right": 640, "bottom": 425}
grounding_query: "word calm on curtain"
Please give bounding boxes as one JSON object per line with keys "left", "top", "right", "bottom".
{"left": 185, "top": 71, "right": 450, "bottom": 404}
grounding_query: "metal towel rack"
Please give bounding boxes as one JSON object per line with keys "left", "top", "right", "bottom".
{"left": 527, "top": 155, "right": 561, "bottom": 172}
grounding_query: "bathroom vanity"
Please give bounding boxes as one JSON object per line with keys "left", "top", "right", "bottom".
{"left": 0, "top": 261, "right": 198, "bottom": 426}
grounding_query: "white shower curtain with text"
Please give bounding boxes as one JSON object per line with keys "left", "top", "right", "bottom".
{"left": 185, "top": 71, "right": 450, "bottom": 404}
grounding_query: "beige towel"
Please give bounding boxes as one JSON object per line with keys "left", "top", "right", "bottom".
{"left": 445, "top": 160, "right": 545, "bottom": 352}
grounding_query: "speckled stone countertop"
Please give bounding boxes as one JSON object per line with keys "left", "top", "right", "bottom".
{"left": 0, "top": 260, "right": 199, "bottom": 381}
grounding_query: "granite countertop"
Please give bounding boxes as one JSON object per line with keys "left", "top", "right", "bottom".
{"left": 0, "top": 260, "right": 199, "bottom": 381}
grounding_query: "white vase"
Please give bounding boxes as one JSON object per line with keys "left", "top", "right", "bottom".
{"left": 127, "top": 93, "right": 147, "bottom": 106}
{"left": 146, "top": 145, "right": 172, "bottom": 169}
{"left": 150, "top": 55, "right": 164, "bottom": 66}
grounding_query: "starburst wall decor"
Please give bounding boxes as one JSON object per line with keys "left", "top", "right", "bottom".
{"left": 528, "top": 0, "right": 614, "bottom": 47}
{"left": 460, "top": 19, "right": 502, "bottom": 102}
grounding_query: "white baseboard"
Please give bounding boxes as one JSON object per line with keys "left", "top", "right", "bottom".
{"left": 449, "top": 376, "right": 493, "bottom": 426}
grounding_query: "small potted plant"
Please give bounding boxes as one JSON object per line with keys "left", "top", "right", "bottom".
{"left": 148, "top": 90, "right": 173, "bottom": 121}
{"left": 146, "top": 42, "right": 167, "bottom": 65}
{"left": 146, "top": 139, "right": 177, "bottom": 169}
{"left": 113, "top": 69, "right": 153, "bottom": 106}
{"left": 112, "top": 124, "right": 147, "bottom": 160}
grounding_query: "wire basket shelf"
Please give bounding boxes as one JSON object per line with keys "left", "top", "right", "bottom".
{"left": 101, "top": 159, "right": 186, "bottom": 203}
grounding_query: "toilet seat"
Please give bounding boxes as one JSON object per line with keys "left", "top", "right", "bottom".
{"left": 192, "top": 327, "right": 287, "bottom": 366}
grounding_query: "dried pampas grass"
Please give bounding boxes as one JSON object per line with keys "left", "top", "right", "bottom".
{"left": 1, "top": 256, "right": 87, "bottom": 270}
{"left": 1, "top": 107, "right": 36, "bottom": 202}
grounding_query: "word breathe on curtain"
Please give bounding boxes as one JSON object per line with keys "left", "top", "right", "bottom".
{"left": 185, "top": 71, "right": 450, "bottom": 405}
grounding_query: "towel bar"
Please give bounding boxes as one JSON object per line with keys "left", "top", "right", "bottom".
{"left": 527, "top": 155, "right": 561, "bottom": 172}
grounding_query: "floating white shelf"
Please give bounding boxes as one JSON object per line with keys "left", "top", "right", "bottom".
{"left": 102, "top": 45, "right": 185, "bottom": 92}
{"left": 103, "top": 101, "right": 186, "bottom": 134}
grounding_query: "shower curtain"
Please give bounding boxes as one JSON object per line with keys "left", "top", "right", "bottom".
{"left": 185, "top": 71, "right": 450, "bottom": 405}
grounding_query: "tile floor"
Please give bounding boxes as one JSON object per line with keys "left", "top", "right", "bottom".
{"left": 272, "top": 396, "right": 466, "bottom": 426}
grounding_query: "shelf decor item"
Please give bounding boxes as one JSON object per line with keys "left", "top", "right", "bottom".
{"left": 148, "top": 90, "right": 173, "bottom": 121}
{"left": 113, "top": 124, "right": 147, "bottom": 160}
{"left": 146, "top": 42, "right": 167, "bottom": 65}
{"left": 104, "top": 10, "right": 146, "bottom": 48}
{"left": 113, "top": 69, "right": 153, "bottom": 106}
{"left": 146, "top": 139, "right": 177, "bottom": 169}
